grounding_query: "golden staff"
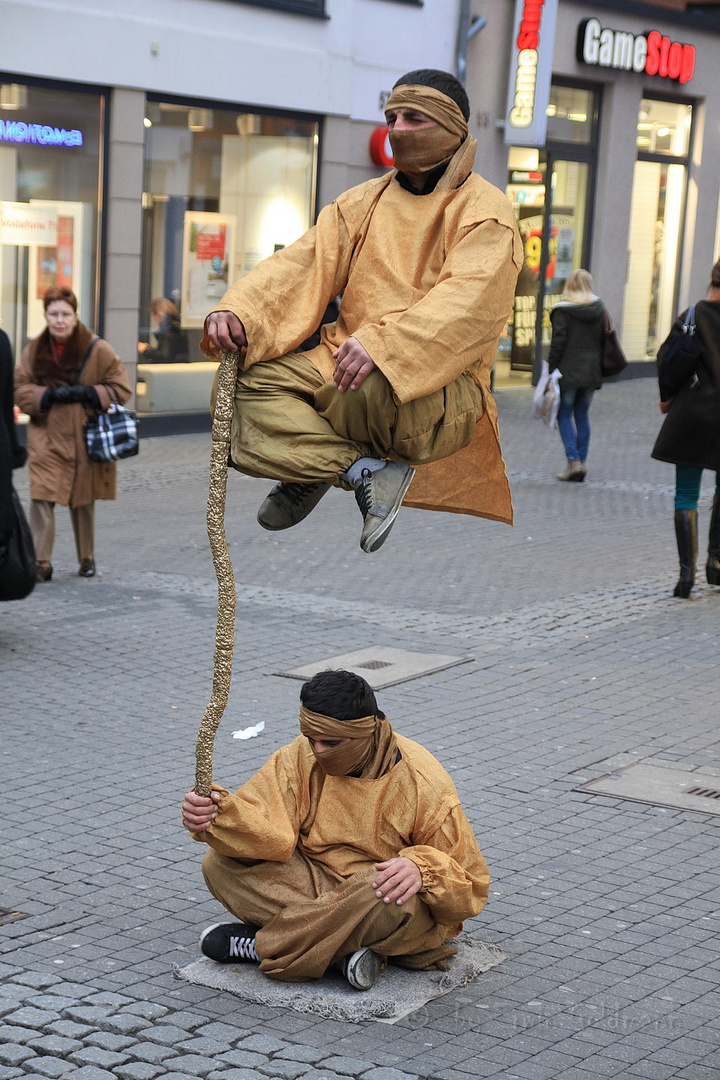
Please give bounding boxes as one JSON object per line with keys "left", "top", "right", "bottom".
{"left": 194, "top": 348, "right": 240, "bottom": 796}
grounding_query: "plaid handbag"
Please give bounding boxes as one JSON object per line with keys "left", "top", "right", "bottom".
{"left": 85, "top": 401, "right": 139, "bottom": 463}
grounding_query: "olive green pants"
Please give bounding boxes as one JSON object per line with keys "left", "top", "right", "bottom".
{"left": 228, "top": 353, "right": 484, "bottom": 486}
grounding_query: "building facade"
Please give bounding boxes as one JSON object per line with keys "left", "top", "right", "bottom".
{"left": 0, "top": 0, "right": 459, "bottom": 413}
{"left": 465, "top": 0, "right": 720, "bottom": 381}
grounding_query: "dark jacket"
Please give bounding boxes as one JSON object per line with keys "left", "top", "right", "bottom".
{"left": 144, "top": 314, "right": 190, "bottom": 363}
{"left": 652, "top": 299, "right": 720, "bottom": 470}
{"left": 0, "top": 330, "right": 27, "bottom": 535}
{"left": 548, "top": 298, "right": 605, "bottom": 391}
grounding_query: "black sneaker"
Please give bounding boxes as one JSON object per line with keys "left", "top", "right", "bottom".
{"left": 257, "top": 481, "right": 331, "bottom": 531}
{"left": 354, "top": 462, "right": 415, "bottom": 553}
{"left": 340, "top": 947, "right": 382, "bottom": 991}
{"left": 199, "top": 921, "right": 261, "bottom": 964}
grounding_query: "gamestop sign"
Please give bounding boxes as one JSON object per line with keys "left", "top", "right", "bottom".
{"left": 505, "top": 0, "right": 559, "bottom": 147}
{"left": 578, "top": 18, "right": 696, "bottom": 85}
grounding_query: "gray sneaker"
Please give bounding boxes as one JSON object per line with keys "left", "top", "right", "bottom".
{"left": 341, "top": 947, "right": 382, "bottom": 991}
{"left": 354, "top": 462, "right": 415, "bottom": 553}
{"left": 257, "top": 480, "right": 331, "bottom": 530}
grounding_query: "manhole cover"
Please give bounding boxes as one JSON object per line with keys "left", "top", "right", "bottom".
{"left": 575, "top": 762, "right": 720, "bottom": 815}
{"left": 278, "top": 646, "right": 472, "bottom": 689}
{"left": 0, "top": 908, "right": 30, "bottom": 926}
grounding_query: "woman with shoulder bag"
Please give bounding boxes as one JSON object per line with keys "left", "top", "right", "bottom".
{"left": 14, "top": 286, "right": 131, "bottom": 582}
{"left": 651, "top": 259, "right": 720, "bottom": 598}
{"left": 548, "top": 269, "right": 606, "bottom": 482}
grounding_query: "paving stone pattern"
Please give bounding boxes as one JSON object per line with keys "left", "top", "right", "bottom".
{"left": 2, "top": 380, "right": 719, "bottom": 1079}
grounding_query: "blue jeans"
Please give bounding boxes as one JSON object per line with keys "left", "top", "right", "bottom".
{"left": 557, "top": 387, "right": 594, "bottom": 462}
{"left": 675, "top": 466, "right": 720, "bottom": 510}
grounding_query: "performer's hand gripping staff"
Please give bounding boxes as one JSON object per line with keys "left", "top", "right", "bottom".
{"left": 193, "top": 337, "right": 243, "bottom": 798}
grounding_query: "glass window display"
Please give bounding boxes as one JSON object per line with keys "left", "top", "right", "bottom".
{"left": 138, "top": 99, "right": 319, "bottom": 413}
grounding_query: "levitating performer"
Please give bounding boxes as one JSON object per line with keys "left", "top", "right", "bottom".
{"left": 203, "top": 69, "right": 522, "bottom": 552}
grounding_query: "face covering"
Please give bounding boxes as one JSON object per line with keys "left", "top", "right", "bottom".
{"left": 388, "top": 125, "right": 462, "bottom": 176}
{"left": 299, "top": 705, "right": 377, "bottom": 776}
{"left": 384, "top": 83, "right": 468, "bottom": 176}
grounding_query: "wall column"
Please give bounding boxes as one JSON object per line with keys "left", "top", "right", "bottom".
{"left": 103, "top": 88, "right": 145, "bottom": 403}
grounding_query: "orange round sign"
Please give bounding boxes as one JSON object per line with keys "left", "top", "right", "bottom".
{"left": 369, "top": 126, "right": 393, "bottom": 168}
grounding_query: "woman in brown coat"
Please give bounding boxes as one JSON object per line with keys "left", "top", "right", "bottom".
{"left": 14, "top": 287, "right": 131, "bottom": 581}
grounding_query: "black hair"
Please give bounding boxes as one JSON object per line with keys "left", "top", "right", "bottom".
{"left": 300, "top": 669, "right": 384, "bottom": 721}
{"left": 393, "top": 68, "right": 470, "bottom": 121}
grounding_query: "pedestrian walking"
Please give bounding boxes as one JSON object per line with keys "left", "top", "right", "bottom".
{"left": 548, "top": 269, "right": 605, "bottom": 482}
{"left": 14, "top": 286, "right": 131, "bottom": 581}
{"left": 651, "top": 259, "right": 720, "bottom": 597}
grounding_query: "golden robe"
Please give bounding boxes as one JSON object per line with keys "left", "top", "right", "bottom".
{"left": 196, "top": 733, "right": 489, "bottom": 941}
{"left": 203, "top": 167, "right": 523, "bottom": 523}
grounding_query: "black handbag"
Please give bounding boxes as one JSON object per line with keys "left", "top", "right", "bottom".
{"left": 656, "top": 305, "right": 701, "bottom": 393}
{"left": 601, "top": 309, "right": 628, "bottom": 378}
{"left": 84, "top": 400, "right": 139, "bottom": 463}
{"left": 70, "top": 337, "right": 139, "bottom": 464}
{"left": 0, "top": 488, "right": 36, "bottom": 601}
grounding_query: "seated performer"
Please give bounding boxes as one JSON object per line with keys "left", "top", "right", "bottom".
{"left": 202, "top": 68, "right": 522, "bottom": 553}
{"left": 181, "top": 669, "right": 490, "bottom": 990}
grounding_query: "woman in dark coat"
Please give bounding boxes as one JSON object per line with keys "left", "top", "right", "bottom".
{"left": 138, "top": 298, "right": 190, "bottom": 363}
{"left": 548, "top": 269, "right": 605, "bottom": 482}
{"left": 0, "top": 328, "right": 27, "bottom": 544}
{"left": 651, "top": 259, "right": 720, "bottom": 597}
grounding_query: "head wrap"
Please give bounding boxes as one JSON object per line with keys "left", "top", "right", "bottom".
{"left": 384, "top": 84, "right": 471, "bottom": 179}
{"left": 393, "top": 68, "right": 470, "bottom": 120}
{"left": 299, "top": 705, "right": 399, "bottom": 779}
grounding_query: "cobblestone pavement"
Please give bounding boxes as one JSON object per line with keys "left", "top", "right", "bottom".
{"left": 2, "top": 378, "right": 719, "bottom": 1080}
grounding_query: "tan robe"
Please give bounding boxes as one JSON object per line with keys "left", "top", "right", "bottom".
{"left": 203, "top": 167, "right": 523, "bottom": 523}
{"left": 14, "top": 335, "right": 131, "bottom": 507}
{"left": 195, "top": 734, "right": 490, "bottom": 980}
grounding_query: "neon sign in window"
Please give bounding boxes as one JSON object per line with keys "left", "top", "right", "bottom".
{"left": 0, "top": 119, "right": 83, "bottom": 147}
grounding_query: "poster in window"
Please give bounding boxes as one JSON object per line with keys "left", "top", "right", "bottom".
{"left": 181, "top": 211, "right": 236, "bottom": 328}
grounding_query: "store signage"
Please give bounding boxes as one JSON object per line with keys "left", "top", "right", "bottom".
{"left": 369, "top": 126, "right": 393, "bottom": 168}
{"left": 0, "top": 202, "right": 57, "bottom": 246}
{"left": 577, "top": 19, "right": 696, "bottom": 85}
{"left": 505, "top": 0, "right": 559, "bottom": 147}
{"left": 0, "top": 119, "right": 84, "bottom": 147}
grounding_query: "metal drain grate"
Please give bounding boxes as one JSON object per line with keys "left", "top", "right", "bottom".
{"left": 278, "top": 646, "right": 472, "bottom": 689}
{"left": 0, "top": 908, "right": 30, "bottom": 926}
{"left": 575, "top": 762, "right": 720, "bottom": 815}
{"left": 686, "top": 786, "right": 720, "bottom": 800}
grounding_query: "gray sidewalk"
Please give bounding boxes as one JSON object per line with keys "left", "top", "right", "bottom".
{"left": 1, "top": 378, "right": 719, "bottom": 1080}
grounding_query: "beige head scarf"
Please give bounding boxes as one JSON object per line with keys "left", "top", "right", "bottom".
{"left": 299, "top": 705, "right": 399, "bottom": 778}
{"left": 384, "top": 84, "right": 476, "bottom": 188}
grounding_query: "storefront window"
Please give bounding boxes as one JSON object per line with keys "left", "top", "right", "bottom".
{"left": 623, "top": 97, "right": 692, "bottom": 360}
{"left": 138, "top": 99, "right": 319, "bottom": 413}
{"left": 0, "top": 80, "right": 105, "bottom": 356}
{"left": 545, "top": 85, "right": 596, "bottom": 145}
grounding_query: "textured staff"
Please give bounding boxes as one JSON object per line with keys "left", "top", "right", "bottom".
{"left": 194, "top": 348, "right": 240, "bottom": 796}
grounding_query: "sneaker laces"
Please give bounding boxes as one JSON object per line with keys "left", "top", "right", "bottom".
{"left": 282, "top": 481, "right": 326, "bottom": 506}
{"left": 355, "top": 469, "right": 374, "bottom": 517}
{"left": 228, "top": 934, "right": 259, "bottom": 961}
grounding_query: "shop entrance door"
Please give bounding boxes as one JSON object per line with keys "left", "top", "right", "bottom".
{"left": 507, "top": 153, "right": 591, "bottom": 376}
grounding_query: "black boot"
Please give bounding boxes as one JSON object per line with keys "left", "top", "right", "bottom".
{"left": 706, "top": 497, "right": 720, "bottom": 585}
{"left": 673, "top": 509, "right": 698, "bottom": 598}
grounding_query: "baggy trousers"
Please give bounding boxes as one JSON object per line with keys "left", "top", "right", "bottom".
{"left": 229, "top": 353, "right": 484, "bottom": 485}
{"left": 202, "top": 848, "right": 446, "bottom": 983}
{"left": 30, "top": 499, "right": 94, "bottom": 562}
